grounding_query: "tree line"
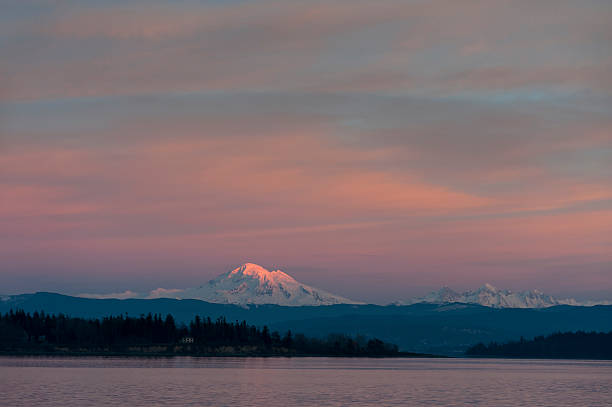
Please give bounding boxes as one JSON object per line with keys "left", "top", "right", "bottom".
{"left": 466, "top": 331, "right": 612, "bottom": 359}
{"left": 0, "top": 310, "right": 400, "bottom": 356}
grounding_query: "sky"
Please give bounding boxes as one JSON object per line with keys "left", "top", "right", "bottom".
{"left": 1, "top": 0, "right": 611, "bottom": 303}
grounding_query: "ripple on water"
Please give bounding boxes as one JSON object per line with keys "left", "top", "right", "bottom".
{"left": 1, "top": 357, "right": 611, "bottom": 407}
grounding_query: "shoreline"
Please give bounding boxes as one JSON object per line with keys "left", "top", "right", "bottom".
{"left": 0, "top": 349, "right": 443, "bottom": 358}
{"left": 3, "top": 353, "right": 610, "bottom": 361}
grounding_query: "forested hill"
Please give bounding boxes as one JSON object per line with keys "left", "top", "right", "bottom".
{"left": 466, "top": 331, "right": 612, "bottom": 359}
{"left": 4, "top": 293, "right": 612, "bottom": 355}
{"left": 0, "top": 310, "right": 408, "bottom": 357}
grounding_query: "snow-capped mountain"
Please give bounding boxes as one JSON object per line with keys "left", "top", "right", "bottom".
{"left": 148, "top": 263, "right": 360, "bottom": 306}
{"left": 397, "top": 283, "right": 582, "bottom": 308}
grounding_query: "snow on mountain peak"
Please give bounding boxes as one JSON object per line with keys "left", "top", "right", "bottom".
{"left": 482, "top": 283, "right": 498, "bottom": 292}
{"left": 398, "top": 284, "right": 582, "bottom": 308}
{"left": 229, "top": 262, "right": 272, "bottom": 277}
{"left": 151, "top": 263, "right": 360, "bottom": 307}
{"left": 227, "top": 263, "right": 295, "bottom": 285}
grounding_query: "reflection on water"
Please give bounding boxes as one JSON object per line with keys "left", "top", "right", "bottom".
{"left": 1, "top": 357, "right": 611, "bottom": 406}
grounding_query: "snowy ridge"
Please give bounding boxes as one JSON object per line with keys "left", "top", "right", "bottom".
{"left": 396, "top": 283, "right": 585, "bottom": 308}
{"left": 148, "top": 263, "right": 360, "bottom": 306}
{"left": 73, "top": 269, "right": 611, "bottom": 308}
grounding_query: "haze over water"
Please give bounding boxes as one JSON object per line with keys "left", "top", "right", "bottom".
{"left": 1, "top": 357, "right": 611, "bottom": 407}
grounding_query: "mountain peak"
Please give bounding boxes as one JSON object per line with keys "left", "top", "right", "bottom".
{"left": 79, "top": 262, "right": 361, "bottom": 306}
{"left": 399, "top": 284, "right": 581, "bottom": 308}
{"left": 482, "top": 283, "right": 498, "bottom": 291}
{"left": 176, "top": 263, "right": 360, "bottom": 306}
{"left": 225, "top": 263, "right": 299, "bottom": 288}
{"left": 227, "top": 263, "right": 294, "bottom": 283}
{"left": 230, "top": 262, "right": 269, "bottom": 275}
{"left": 236, "top": 262, "right": 264, "bottom": 270}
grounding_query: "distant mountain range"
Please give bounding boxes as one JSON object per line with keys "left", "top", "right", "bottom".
{"left": 73, "top": 263, "right": 610, "bottom": 308}
{"left": 394, "top": 283, "right": 609, "bottom": 308}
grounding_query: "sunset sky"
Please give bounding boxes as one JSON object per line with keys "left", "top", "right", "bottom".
{"left": 1, "top": 0, "right": 611, "bottom": 303}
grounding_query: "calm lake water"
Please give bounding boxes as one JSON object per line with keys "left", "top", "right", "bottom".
{"left": 0, "top": 356, "right": 611, "bottom": 406}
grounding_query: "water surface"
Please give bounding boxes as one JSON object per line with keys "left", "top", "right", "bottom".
{"left": 1, "top": 356, "right": 611, "bottom": 406}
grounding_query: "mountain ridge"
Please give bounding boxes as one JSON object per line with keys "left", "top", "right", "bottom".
{"left": 395, "top": 283, "right": 602, "bottom": 308}
{"left": 70, "top": 265, "right": 611, "bottom": 308}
